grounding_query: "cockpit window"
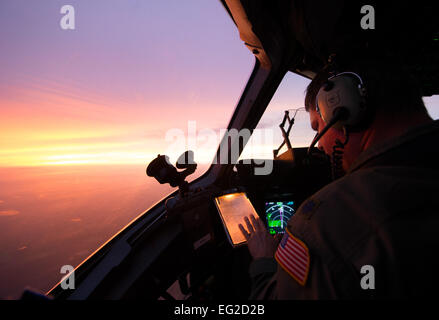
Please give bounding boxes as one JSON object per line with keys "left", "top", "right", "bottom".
{"left": 239, "top": 72, "right": 316, "bottom": 161}
{"left": 0, "top": 0, "right": 253, "bottom": 299}
{"left": 424, "top": 96, "right": 439, "bottom": 120}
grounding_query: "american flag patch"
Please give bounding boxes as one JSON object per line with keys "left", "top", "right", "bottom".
{"left": 275, "top": 229, "right": 310, "bottom": 286}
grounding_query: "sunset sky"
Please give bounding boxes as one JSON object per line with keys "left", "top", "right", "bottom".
{"left": 0, "top": 0, "right": 257, "bottom": 167}
{"left": 1, "top": 0, "right": 438, "bottom": 167}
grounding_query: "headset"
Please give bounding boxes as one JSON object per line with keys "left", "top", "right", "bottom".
{"left": 308, "top": 71, "right": 368, "bottom": 179}
{"left": 316, "top": 71, "right": 367, "bottom": 130}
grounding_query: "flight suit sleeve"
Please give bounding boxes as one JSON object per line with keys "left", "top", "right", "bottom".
{"left": 270, "top": 245, "right": 363, "bottom": 299}
{"left": 247, "top": 247, "right": 346, "bottom": 299}
{"left": 247, "top": 258, "right": 278, "bottom": 300}
{"left": 247, "top": 234, "right": 363, "bottom": 299}
{"left": 248, "top": 194, "right": 365, "bottom": 299}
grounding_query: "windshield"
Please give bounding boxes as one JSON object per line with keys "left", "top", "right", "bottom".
{"left": 0, "top": 0, "right": 253, "bottom": 299}
{"left": 239, "top": 72, "right": 315, "bottom": 161}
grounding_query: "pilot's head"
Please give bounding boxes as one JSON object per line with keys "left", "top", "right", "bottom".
{"left": 304, "top": 57, "right": 430, "bottom": 172}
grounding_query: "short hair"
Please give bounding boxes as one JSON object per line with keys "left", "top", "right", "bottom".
{"left": 304, "top": 58, "right": 427, "bottom": 116}
{"left": 304, "top": 68, "right": 331, "bottom": 112}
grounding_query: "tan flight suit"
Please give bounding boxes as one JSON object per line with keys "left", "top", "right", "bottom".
{"left": 249, "top": 120, "right": 439, "bottom": 299}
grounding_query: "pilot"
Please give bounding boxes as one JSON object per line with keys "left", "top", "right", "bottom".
{"left": 239, "top": 57, "right": 439, "bottom": 299}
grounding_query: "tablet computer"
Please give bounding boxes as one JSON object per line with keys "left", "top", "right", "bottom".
{"left": 214, "top": 192, "right": 258, "bottom": 247}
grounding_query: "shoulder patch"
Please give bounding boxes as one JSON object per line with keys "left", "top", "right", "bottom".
{"left": 275, "top": 229, "right": 310, "bottom": 286}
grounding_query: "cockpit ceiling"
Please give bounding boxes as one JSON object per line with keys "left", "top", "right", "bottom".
{"left": 222, "top": 0, "right": 439, "bottom": 96}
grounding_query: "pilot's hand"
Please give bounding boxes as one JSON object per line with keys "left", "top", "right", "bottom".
{"left": 239, "top": 214, "right": 279, "bottom": 259}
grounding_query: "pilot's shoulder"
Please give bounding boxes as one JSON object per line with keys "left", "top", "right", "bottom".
{"left": 287, "top": 168, "right": 396, "bottom": 258}
{"left": 295, "top": 167, "right": 397, "bottom": 221}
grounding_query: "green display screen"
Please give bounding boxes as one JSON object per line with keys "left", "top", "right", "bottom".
{"left": 265, "top": 201, "right": 295, "bottom": 234}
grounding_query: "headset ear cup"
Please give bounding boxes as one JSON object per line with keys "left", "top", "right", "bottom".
{"left": 323, "top": 80, "right": 334, "bottom": 91}
{"left": 316, "top": 74, "right": 367, "bottom": 129}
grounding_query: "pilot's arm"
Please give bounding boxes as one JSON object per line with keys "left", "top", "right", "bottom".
{"left": 247, "top": 244, "right": 362, "bottom": 299}
{"left": 240, "top": 200, "right": 366, "bottom": 299}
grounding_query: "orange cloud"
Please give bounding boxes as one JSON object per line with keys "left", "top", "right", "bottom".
{"left": 0, "top": 210, "right": 20, "bottom": 217}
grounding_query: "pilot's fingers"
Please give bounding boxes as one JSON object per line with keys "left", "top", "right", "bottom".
{"left": 244, "top": 216, "right": 254, "bottom": 234}
{"left": 239, "top": 224, "right": 250, "bottom": 240}
{"left": 250, "top": 214, "right": 262, "bottom": 232}
{"left": 255, "top": 215, "right": 267, "bottom": 232}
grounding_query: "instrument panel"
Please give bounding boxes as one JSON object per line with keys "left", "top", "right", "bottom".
{"left": 265, "top": 200, "right": 295, "bottom": 234}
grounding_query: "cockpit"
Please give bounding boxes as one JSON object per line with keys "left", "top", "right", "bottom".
{"left": 44, "top": 0, "right": 439, "bottom": 300}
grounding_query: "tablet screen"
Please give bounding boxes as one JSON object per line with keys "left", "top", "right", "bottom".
{"left": 214, "top": 192, "right": 258, "bottom": 247}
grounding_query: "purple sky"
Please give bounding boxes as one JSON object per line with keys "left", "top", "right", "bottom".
{"left": 0, "top": 0, "right": 438, "bottom": 166}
